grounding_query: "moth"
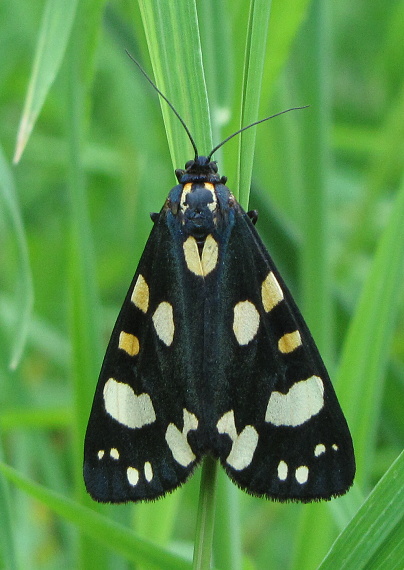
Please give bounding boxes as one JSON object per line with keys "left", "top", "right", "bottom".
{"left": 84, "top": 62, "right": 355, "bottom": 503}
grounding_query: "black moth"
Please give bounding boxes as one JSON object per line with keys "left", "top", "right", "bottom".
{"left": 84, "top": 60, "right": 355, "bottom": 503}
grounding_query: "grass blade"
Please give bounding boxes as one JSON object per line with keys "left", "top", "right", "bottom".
{"left": 0, "top": 145, "right": 33, "bottom": 369}
{"left": 0, "top": 461, "right": 192, "bottom": 569}
{"left": 319, "top": 450, "right": 404, "bottom": 570}
{"left": 337, "top": 172, "right": 404, "bottom": 487}
{"left": 13, "top": 0, "right": 78, "bottom": 162}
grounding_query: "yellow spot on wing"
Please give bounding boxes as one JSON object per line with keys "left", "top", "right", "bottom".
{"left": 183, "top": 234, "right": 218, "bottom": 276}
{"left": 261, "top": 272, "right": 284, "bottom": 312}
{"left": 183, "top": 236, "right": 203, "bottom": 275}
{"left": 131, "top": 274, "right": 149, "bottom": 313}
{"left": 201, "top": 234, "right": 218, "bottom": 275}
{"left": 278, "top": 330, "right": 302, "bottom": 353}
{"left": 118, "top": 332, "right": 140, "bottom": 356}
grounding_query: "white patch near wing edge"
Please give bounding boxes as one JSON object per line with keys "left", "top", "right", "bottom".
{"left": 265, "top": 376, "right": 324, "bottom": 427}
{"left": 103, "top": 378, "right": 156, "bottom": 429}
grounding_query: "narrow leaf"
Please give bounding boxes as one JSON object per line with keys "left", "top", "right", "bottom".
{"left": 13, "top": 0, "right": 78, "bottom": 162}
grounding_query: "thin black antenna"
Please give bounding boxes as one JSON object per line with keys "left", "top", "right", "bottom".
{"left": 125, "top": 50, "right": 199, "bottom": 159}
{"left": 207, "top": 106, "right": 309, "bottom": 160}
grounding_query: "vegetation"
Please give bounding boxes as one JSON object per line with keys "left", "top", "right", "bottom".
{"left": 0, "top": 0, "right": 403, "bottom": 568}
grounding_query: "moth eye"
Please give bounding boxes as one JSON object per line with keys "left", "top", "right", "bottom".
{"left": 185, "top": 160, "right": 194, "bottom": 170}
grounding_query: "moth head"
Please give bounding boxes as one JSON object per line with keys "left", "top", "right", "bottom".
{"left": 175, "top": 156, "right": 220, "bottom": 184}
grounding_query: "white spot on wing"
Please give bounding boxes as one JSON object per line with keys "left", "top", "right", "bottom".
{"left": 103, "top": 378, "right": 156, "bottom": 429}
{"left": 233, "top": 300, "right": 260, "bottom": 345}
{"left": 165, "top": 409, "right": 198, "bottom": 467}
{"left": 144, "top": 461, "right": 153, "bottom": 482}
{"left": 265, "top": 376, "right": 324, "bottom": 427}
{"left": 152, "top": 302, "right": 174, "bottom": 346}
{"left": 332, "top": 444, "right": 339, "bottom": 451}
{"left": 97, "top": 450, "right": 104, "bottom": 460}
{"left": 127, "top": 467, "right": 139, "bottom": 486}
{"left": 216, "top": 410, "right": 258, "bottom": 470}
{"left": 314, "top": 443, "right": 326, "bottom": 457}
{"left": 295, "top": 465, "right": 309, "bottom": 484}
{"left": 277, "top": 460, "right": 288, "bottom": 481}
{"left": 110, "top": 448, "right": 119, "bottom": 460}
{"left": 261, "top": 272, "right": 284, "bottom": 312}
{"left": 131, "top": 274, "right": 149, "bottom": 313}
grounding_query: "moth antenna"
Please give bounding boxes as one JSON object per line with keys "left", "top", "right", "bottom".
{"left": 207, "top": 106, "right": 309, "bottom": 160}
{"left": 126, "top": 50, "right": 199, "bottom": 160}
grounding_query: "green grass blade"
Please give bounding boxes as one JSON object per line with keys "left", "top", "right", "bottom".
{"left": 337, "top": 172, "right": 404, "bottom": 487}
{"left": 319, "top": 450, "right": 404, "bottom": 570}
{"left": 237, "top": 0, "right": 273, "bottom": 207}
{"left": 289, "top": 3, "right": 337, "bottom": 568}
{"left": 134, "top": 5, "right": 223, "bottom": 567}
{"left": 0, "top": 462, "right": 192, "bottom": 569}
{"left": 192, "top": 457, "right": 218, "bottom": 570}
{"left": 0, "top": 145, "right": 33, "bottom": 369}
{"left": 137, "top": 0, "right": 211, "bottom": 167}
{"left": 0, "top": 451, "right": 18, "bottom": 570}
{"left": 13, "top": 0, "right": 79, "bottom": 162}
{"left": 262, "top": 0, "right": 312, "bottom": 100}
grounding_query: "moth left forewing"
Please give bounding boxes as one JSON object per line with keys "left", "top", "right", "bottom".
{"left": 84, "top": 211, "right": 207, "bottom": 502}
{"left": 211, "top": 207, "right": 355, "bottom": 501}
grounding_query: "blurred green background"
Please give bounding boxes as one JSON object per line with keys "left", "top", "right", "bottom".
{"left": 0, "top": 1, "right": 403, "bottom": 569}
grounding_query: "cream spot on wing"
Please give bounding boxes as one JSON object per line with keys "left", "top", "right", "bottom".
{"left": 118, "top": 331, "right": 140, "bottom": 356}
{"left": 183, "top": 236, "right": 203, "bottom": 276}
{"left": 131, "top": 274, "right": 149, "bottom": 313}
{"left": 183, "top": 234, "right": 219, "bottom": 277}
{"left": 97, "top": 450, "right": 104, "bottom": 460}
{"left": 233, "top": 301, "right": 260, "bottom": 345}
{"left": 265, "top": 376, "right": 324, "bottom": 427}
{"left": 127, "top": 467, "right": 139, "bottom": 486}
{"left": 295, "top": 465, "right": 309, "bottom": 484}
{"left": 103, "top": 378, "right": 156, "bottom": 429}
{"left": 144, "top": 461, "right": 153, "bottom": 482}
{"left": 216, "top": 410, "right": 258, "bottom": 470}
{"left": 261, "top": 272, "right": 284, "bottom": 312}
{"left": 278, "top": 330, "right": 302, "bottom": 354}
{"left": 332, "top": 444, "right": 339, "bottom": 451}
{"left": 277, "top": 460, "right": 288, "bottom": 481}
{"left": 314, "top": 443, "right": 326, "bottom": 457}
{"left": 201, "top": 234, "right": 218, "bottom": 275}
{"left": 152, "top": 301, "right": 174, "bottom": 346}
{"left": 110, "top": 448, "right": 119, "bottom": 460}
{"left": 165, "top": 409, "right": 198, "bottom": 467}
